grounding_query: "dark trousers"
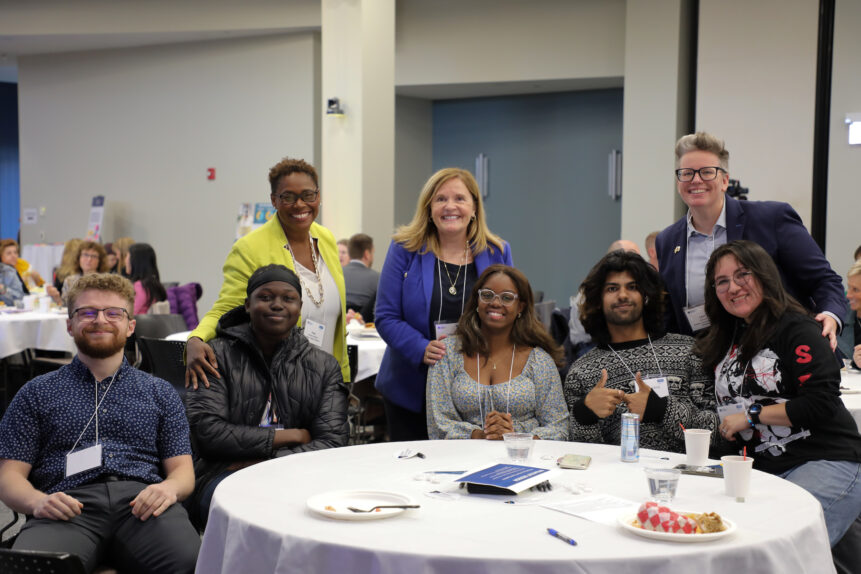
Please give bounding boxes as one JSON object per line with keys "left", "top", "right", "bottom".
{"left": 13, "top": 480, "right": 200, "bottom": 574}
{"left": 383, "top": 397, "right": 428, "bottom": 441}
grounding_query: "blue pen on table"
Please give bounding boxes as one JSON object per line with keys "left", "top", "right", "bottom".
{"left": 546, "top": 528, "right": 577, "bottom": 546}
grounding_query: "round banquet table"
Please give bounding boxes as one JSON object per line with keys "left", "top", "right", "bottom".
{"left": 346, "top": 332, "right": 386, "bottom": 382}
{"left": 0, "top": 309, "right": 75, "bottom": 359}
{"left": 841, "top": 368, "right": 861, "bottom": 432}
{"left": 196, "top": 440, "right": 834, "bottom": 574}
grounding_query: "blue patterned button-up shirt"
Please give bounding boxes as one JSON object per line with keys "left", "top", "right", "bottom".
{"left": 0, "top": 356, "right": 191, "bottom": 494}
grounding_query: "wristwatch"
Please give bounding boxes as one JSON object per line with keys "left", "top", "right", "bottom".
{"left": 747, "top": 403, "right": 762, "bottom": 426}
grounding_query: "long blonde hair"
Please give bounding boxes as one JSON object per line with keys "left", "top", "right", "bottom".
{"left": 392, "top": 168, "right": 504, "bottom": 256}
{"left": 55, "top": 238, "right": 83, "bottom": 284}
{"left": 112, "top": 237, "right": 135, "bottom": 267}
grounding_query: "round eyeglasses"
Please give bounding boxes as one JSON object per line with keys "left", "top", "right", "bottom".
{"left": 714, "top": 270, "right": 754, "bottom": 294}
{"left": 675, "top": 166, "right": 725, "bottom": 182}
{"left": 477, "top": 289, "right": 519, "bottom": 307}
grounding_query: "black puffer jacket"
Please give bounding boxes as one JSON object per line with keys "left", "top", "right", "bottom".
{"left": 185, "top": 312, "right": 349, "bottom": 500}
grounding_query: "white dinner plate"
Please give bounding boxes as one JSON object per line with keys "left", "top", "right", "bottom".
{"left": 306, "top": 490, "right": 417, "bottom": 521}
{"left": 617, "top": 512, "right": 737, "bottom": 542}
{"left": 351, "top": 328, "right": 381, "bottom": 340}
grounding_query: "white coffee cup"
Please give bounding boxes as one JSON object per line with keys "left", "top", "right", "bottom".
{"left": 721, "top": 455, "right": 754, "bottom": 502}
{"left": 38, "top": 296, "right": 51, "bottom": 312}
{"left": 684, "top": 428, "right": 711, "bottom": 466}
{"left": 22, "top": 294, "right": 37, "bottom": 310}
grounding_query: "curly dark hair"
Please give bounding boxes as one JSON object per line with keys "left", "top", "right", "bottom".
{"left": 268, "top": 157, "right": 319, "bottom": 194}
{"left": 578, "top": 250, "right": 665, "bottom": 347}
{"left": 456, "top": 264, "right": 563, "bottom": 367}
{"left": 694, "top": 240, "right": 809, "bottom": 372}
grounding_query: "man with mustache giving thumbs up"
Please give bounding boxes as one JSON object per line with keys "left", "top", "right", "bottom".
{"left": 562, "top": 250, "right": 721, "bottom": 453}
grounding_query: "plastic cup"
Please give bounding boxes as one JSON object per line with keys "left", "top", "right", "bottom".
{"left": 684, "top": 429, "right": 711, "bottom": 467}
{"left": 644, "top": 467, "right": 681, "bottom": 503}
{"left": 22, "top": 294, "right": 37, "bottom": 310}
{"left": 721, "top": 455, "right": 754, "bottom": 502}
{"left": 39, "top": 297, "right": 51, "bottom": 312}
{"left": 502, "top": 433, "right": 534, "bottom": 463}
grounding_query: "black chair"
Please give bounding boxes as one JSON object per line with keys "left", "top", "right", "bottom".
{"left": 131, "top": 314, "right": 187, "bottom": 371}
{"left": 0, "top": 548, "right": 86, "bottom": 574}
{"left": 137, "top": 338, "right": 187, "bottom": 396}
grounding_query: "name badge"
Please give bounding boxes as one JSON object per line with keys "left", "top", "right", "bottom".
{"left": 633, "top": 376, "right": 670, "bottom": 398}
{"left": 716, "top": 402, "right": 745, "bottom": 423}
{"left": 434, "top": 321, "right": 457, "bottom": 340}
{"left": 303, "top": 319, "right": 326, "bottom": 347}
{"left": 66, "top": 444, "right": 102, "bottom": 478}
{"left": 683, "top": 305, "right": 711, "bottom": 332}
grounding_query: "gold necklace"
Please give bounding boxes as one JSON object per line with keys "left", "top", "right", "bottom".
{"left": 441, "top": 243, "right": 469, "bottom": 295}
{"left": 285, "top": 233, "right": 324, "bottom": 307}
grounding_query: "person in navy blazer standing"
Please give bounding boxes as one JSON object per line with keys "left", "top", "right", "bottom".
{"left": 656, "top": 132, "right": 845, "bottom": 347}
{"left": 375, "top": 168, "right": 513, "bottom": 441}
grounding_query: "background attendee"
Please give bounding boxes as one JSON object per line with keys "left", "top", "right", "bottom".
{"left": 126, "top": 242, "right": 167, "bottom": 315}
{"left": 607, "top": 239, "right": 640, "bottom": 255}
{"left": 185, "top": 157, "right": 349, "bottom": 388}
{"left": 104, "top": 242, "right": 118, "bottom": 273}
{"left": 427, "top": 265, "right": 568, "bottom": 440}
{"left": 0, "top": 238, "right": 27, "bottom": 306}
{"left": 564, "top": 250, "right": 718, "bottom": 453}
{"left": 337, "top": 238, "right": 350, "bottom": 267}
{"left": 343, "top": 233, "right": 380, "bottom": 323}
{"left": 697, "top": 240, "right": 861, "bottom": 547}
{"left": 60, "top": 241, "right": 110, "bottom": 304}
{"left": 838, "top": 260, "right": 861, "bottom": 369}
{"left": 0, "top": 273, "right": 200, "bottom": 572}
{"left": 375, "top": 168, "right": 513, "bottom": 441}
{"left": 656, "top": 132, "right": 845, "bottom": 347}
{"left": 855, "top": 245, "right": 861, "bottom": 261}
{"left": 644, "top": 231, "right": 660, "bottom": 270}
{"left": 0, "top": 239, "right": 61, "bottom": 304}
{"left": 53, "top": 238, "right": 83, "bottom": 293}
{"left": 185, "top": 265, "right": 348, "bottom": 527}
{"left": 112, "top": 237, "right": 135, "bottom": 278}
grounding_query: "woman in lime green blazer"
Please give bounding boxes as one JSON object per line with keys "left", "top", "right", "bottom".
{"left": 186, "top": 158, "right": 349, "bottom": 387}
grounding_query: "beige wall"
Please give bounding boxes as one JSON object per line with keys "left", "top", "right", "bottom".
{"left": 697, "top": 0, "right": 819, "bottom": 225}
{"left": 17, "top": 34, "right": 319, "bottom": 314}
{"left": 827, "top": 0, "right": 861, "bottom": 279}
{"left": 395, "top": 0, "right": 625, "bottom": 88}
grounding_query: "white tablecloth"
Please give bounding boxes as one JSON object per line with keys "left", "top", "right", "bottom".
{"left": 0, "top": 310, "right": 75, "bottom": 359}
{"left": 20, "top": 243, "right": 65, "bottom": 285}
{"left": 841, "top": 369, "right": 861, "bottom": 432}
{"left": 197, "top": 440, "right": 834, "bottom": 574}
{"left": 347, "top": 333, "right": 386, "bottom": 382}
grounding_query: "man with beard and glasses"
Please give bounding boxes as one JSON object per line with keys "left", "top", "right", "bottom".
{"left": 562, "top": 251, "right": 721, "bottom": 453}
{"left": 0, "top": 274, "right": 199, "bottom": 573}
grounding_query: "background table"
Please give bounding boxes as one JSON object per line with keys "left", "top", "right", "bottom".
{"left": 197, "top": 440, "right": 834, "bottom": 574}
{"left": 0, "top": 310, "right": 75, "bottom": 359}
{"left": 840, "top": 368, "right": 861, "bottom": 431}
{"left": 20, "top": 243, "right": 65, "bottom": 285}
{"left": 346, "top": 332, "right": 386, "bottom": 382}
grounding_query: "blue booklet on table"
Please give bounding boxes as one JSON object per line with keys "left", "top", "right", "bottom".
{"left": 456, "top": 463, "right": 557, "bottom": 495}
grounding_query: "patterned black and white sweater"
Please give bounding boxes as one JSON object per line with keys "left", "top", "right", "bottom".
{"left": 563, "top": 333, "right": 719, "bottom": 453}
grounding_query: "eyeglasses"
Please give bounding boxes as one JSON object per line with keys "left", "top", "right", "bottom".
{"left": 675, "top": 166, "right": 725, "bottom": 182}
{"left": 274, "top": 190, "right": 319, "bottom": 206}
{"left": 714, "top": 269, "right": 754, "bottom": 294}
{"left": 80, "top": 252, "right": 101, "bottom": 260}
{"left": 71, "top": 307, "right": 129, "bottom": 322}
{"left": 477, "top": 289, "right": 519, "bottom": 306}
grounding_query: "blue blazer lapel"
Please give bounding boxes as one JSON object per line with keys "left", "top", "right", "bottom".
{"left": 725, "top": 196, "right": 745, "bottom": 241}
{"left": 421, "top": 249, "right": 435, "bottom": 321}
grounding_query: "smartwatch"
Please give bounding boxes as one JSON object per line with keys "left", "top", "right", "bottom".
{"left": 747, "top": 403, "right": 762, "bottom": 426}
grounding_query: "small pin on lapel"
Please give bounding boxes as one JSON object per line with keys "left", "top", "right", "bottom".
{"left": 673, "top": 246, "right": 680, "bottom": 254}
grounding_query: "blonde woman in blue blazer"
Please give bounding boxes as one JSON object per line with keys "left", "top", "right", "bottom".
{"left": 375, "top": 168, "right": 512, "bottom": 441}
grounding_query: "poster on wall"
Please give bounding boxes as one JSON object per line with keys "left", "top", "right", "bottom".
{"left": 22, "top": 208, "right": 38, "bottom": 225}
{"left": 235, "top": 202, "right": 277, "bottom": 240}
{"left": 86, "top": 196, "right": 105, "bottom": 241}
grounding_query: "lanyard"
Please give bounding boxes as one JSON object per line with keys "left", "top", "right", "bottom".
{"left": 67, "top": 369, "right": 119, "bottom": 455}
{"left": 477, "top": 344, "right": 516, "bottom": 423}
{"left": 607, "top": 335, "right": 664, "bottom": 380}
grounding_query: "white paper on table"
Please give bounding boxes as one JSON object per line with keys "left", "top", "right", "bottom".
{"left": 541, "top": 494, "right": 639, "bottom": 526}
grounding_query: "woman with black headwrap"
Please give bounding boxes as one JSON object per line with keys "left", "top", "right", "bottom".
{"left": 184, "top": 264, "right": 349, "bottom": 527}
